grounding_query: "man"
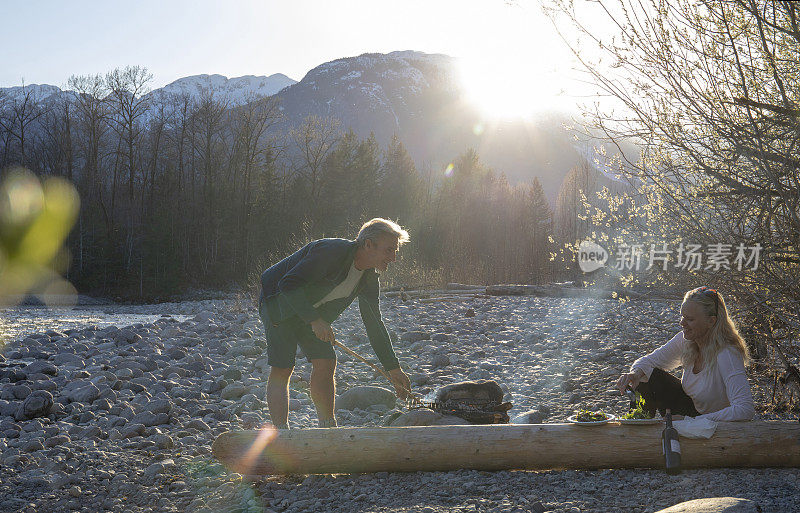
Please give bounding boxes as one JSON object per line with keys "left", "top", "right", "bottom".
{"left": 258, "top": 218, "right": 413, "bottom": 429}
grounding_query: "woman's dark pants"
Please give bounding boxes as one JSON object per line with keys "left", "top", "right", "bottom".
{"left": 635, "top": 368, "right": 700, "bottom": 417}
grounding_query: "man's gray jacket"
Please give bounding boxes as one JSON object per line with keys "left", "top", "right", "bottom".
{"left": 260, "top": 238, "right": 399, "bottom": 370}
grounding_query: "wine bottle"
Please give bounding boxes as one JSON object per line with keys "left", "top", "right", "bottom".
{"left": 662, "top": 408, "right": 682, "bottom": 475}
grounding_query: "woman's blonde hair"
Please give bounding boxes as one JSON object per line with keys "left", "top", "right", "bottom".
{"left": 681, "top": 287, "right": 750, "bottom": 371}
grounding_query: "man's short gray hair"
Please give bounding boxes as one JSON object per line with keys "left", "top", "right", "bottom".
{"left": 355, "top": 218, "right": 410, "bottom": 247}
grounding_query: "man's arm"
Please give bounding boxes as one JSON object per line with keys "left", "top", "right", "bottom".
{"left": 358, "top": 273, "right": 400, "bottom": 371}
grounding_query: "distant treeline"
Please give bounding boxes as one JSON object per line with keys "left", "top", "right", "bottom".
{"left": 0, "top": 68, "right": 564, "bottom": 299}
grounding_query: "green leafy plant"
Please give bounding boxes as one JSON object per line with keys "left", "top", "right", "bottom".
{"left": 574, "top": 410, "right": 608, "bottom": 422}
{"left": 621, "top": 392, "right": 654, "bottom": 420}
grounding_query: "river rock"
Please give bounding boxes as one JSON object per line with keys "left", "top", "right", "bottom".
{"left": 655, "top": 497, "right": 760, "bottom": 513}
{"left": 65, "top": 384, "right": 100, "bottom": 404}
{"left": 430, "top": 354, "right": 451, "bottom": 368}
{"left": 144, "top": 399, "right": 172, "bottom": 415}
{"left": 130, "top": 412, "right": 170, "bottom": 427}
{"left": 400, "top": 331, "right": 430, "bottom": 343}
{"left": 336, "top": 386, "right": 397, "bottom": 411}
{"left": 121, "top": 423, "right": 146, "bottom": 438}
{"left": 220, "top": 384, "right": 247, "bottom": 400}
{"left": 16, "top": 390, "right": 53, "bottom": 420}
{"left": 11, "top": 384, "right": 32, "bottom": 400}
{"left": 511, "top": 409, "right": 546, "bottom": 424}
{"left": 25, "top": 361, "right": 58, "bottom": 376}
{"left": 390, "top": 409, "right": 471, "bottom": 426}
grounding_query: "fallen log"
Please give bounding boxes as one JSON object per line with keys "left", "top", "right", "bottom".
{"left": 212, "top": 421, "right": 800, "bottom": 475}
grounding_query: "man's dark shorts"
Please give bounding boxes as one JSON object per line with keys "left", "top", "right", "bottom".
{"left": 258, "top": 300, "right": 336, "bottom": 368}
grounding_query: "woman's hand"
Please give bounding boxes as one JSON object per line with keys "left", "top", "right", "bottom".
{"left": 616, "top": 368, "right": 646, "bottom": 394}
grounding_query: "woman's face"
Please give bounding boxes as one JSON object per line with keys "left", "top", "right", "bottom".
{"left": 680, "top": 300, "right": 716, "bottom": 343}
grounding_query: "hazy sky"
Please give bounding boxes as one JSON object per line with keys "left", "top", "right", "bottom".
{"left": 3, "top": 0, "right": 602, "bottom": 115}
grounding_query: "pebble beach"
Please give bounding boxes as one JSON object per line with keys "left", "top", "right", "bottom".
{"left": 1, "top": 294, "right": 797, "bottom": 513}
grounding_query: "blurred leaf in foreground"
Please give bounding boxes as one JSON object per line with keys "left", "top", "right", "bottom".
{"left": 0, "top": 167, "right": 80, "bottom": 309}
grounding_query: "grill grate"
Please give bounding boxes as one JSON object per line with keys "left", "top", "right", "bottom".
{"left": 409, "top": 399, "right": 512, "bottom": 424}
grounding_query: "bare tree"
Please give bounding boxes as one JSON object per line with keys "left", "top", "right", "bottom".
{"left": 106, "top": 66, "right": 153, "bottom": 208}
{"left": 547, "top": 0, "right": 800, "bottom": 391}
{"left": 290, "top": 115, "right": 342, "bottom": 212}
{"left": 0, "top": 83, "right": 49, "bottom": 168}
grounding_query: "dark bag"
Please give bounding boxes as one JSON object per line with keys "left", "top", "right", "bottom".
{"left": 431, "top": 380, "right": 512, "bottom": 424}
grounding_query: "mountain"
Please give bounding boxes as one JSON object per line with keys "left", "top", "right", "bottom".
{"left": 150, "top": 73, "right": 296, "bottom": 105}
{"left": 0, "top": 73, "right": 297, "bottom": 108}
{"left": 0, "top": 52, "right": 618, "bottom": 203}
{"left": 271, "top": 50, "right": 587, "bottom": 203}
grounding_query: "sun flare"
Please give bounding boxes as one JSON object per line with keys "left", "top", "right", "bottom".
{"left": 457, "top": 54, "right": 571, "bottom": 119}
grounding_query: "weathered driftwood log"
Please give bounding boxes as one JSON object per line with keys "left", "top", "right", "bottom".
{"left": 212, "top": 421, "right": 800, "bottom": 475}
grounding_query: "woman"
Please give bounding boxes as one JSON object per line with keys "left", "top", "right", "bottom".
{"left": 616, "top": 286, "right": 755, "bottom": 421}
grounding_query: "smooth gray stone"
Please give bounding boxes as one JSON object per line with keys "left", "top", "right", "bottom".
{"left": 16, "top": 390, "right": 53, "bottom": 420}
{"left": 336, "top": 386, "right": 397, "bottom": 411}
{"left": 25, "top": 361, "right": 58, "bottom": 376}
{"left": 655, "top": 498, "right": 760, "bottom": 513}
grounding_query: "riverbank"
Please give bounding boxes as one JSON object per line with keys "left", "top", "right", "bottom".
{"left": 0, "top": 296, "right": 797, "bottom": 512}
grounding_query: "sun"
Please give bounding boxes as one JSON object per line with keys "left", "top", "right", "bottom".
{"left": 457, "top": 53, "right": 572, "bottom": 120}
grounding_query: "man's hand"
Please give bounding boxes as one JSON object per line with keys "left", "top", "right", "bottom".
{"left": 616, "top": 368, "right": 646, "bottom": 394}
{"left": 311, "top": 318, "right": 335, "bottom": 344}
{"left": 388, "top": 368, "right": 412, "bottom": 400}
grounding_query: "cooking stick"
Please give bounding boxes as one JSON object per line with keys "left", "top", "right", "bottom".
{"left": 331, "top": 338, "right": 422, "bottom": 406}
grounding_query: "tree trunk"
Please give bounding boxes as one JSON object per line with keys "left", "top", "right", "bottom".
{"left": 213, "top": 421, "right": 800, "bottom": 475}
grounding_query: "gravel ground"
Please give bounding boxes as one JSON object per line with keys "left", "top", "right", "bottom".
{"left": 0, "top": 295, "right": 797, "bottom": 513}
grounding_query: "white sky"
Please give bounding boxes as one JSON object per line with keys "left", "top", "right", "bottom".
{"left": 3, "top": 0, "right": 607, "bottom": 116}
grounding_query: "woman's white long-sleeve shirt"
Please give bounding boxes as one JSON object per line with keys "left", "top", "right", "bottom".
{"left": 630, "top": 331, "right": 755, "bottom": 421}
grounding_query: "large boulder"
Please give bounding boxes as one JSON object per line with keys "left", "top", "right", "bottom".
{"left": 336, "top": 386, "right": 396, "bottom": 411}
{"left": 655, "top": 498, "right": 760, "bottom": 513}
{"left": 15, "top": 390, "right": 53, "bottom": 421}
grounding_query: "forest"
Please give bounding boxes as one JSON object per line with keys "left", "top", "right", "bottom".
{"left": 0, "top": 75, "right": 557, "bottom": 299}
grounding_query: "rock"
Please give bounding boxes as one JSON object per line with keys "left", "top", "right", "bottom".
{"left": 389, "top": 409, "right": 470, "bottom": 426}
{"left": 0, "top": 400, "right": 19, "bottom": 417}
{"left": 121, "top": 423, "right": 146, "bottom": 438}
{"left": 400, "top": 331, "right": 430, "bottom": 343}
{"left": 68, "top": 486, "right": 82, "bottom": 498}
{"left": 23, "top": 438, "right": 45, "bottom": 452}
{"left": 130, "top": 412, "right": 170, "bottom": 427}
{"left": 185, "top": 419, "right": 210, "bottom": 431}
{"left": 144, "top": 459, "right": 175, "bottom": 479}
{"left": 223, "top": 368, "right": 242, "bottom": 381}
{"left": 65, "top": 384, "right": 100, "bottom": 404}
{"left": 144, "top": 399, "right": 172, "bottom": 415}
{"left": 25, "top": 361, "right": 57, "bottom": 376}
{"left": 53, "top": 353, "right": 84, "bottom": 366}
{"left": 430, "top": 354, "right": 451, "bottom": 368}
{"left": 193, "top": 311, "right": 215, "bottom": 323}
{"left": 16, "top": 390, "right": 53, "bottom": 420}
{"left": 220, "top": 384, "right": 248, "bottom": 400}
{"left": 336, "top": 386, "right": 397, "bottom": 411}
{"left": 654, "top": 497, "right": 760, "bottom": 513}
{"left": 511, "top": 410, "right": 546, "bottom": 424}
{"left": 151, "top": 434, "right": 174, "bottom": 449}
{"left": 44, "top": 434, "right": 70, "bottom": 448}
{"left": 10, "top": 384, "right": 31, "bottom": 400}
{"left": 410, "top": 373, "right": 430, "bottom": 386}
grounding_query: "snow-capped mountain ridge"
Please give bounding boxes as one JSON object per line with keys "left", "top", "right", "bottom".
{"left": 0, "top": 73, "right": 297, "bottom": 106}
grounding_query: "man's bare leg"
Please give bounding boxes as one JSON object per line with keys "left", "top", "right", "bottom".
{"left": 310, "top": 358, "right": 337, "bottom": 427}
{"left": 266, "top": 366, "right": 293, "bottom": 429}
